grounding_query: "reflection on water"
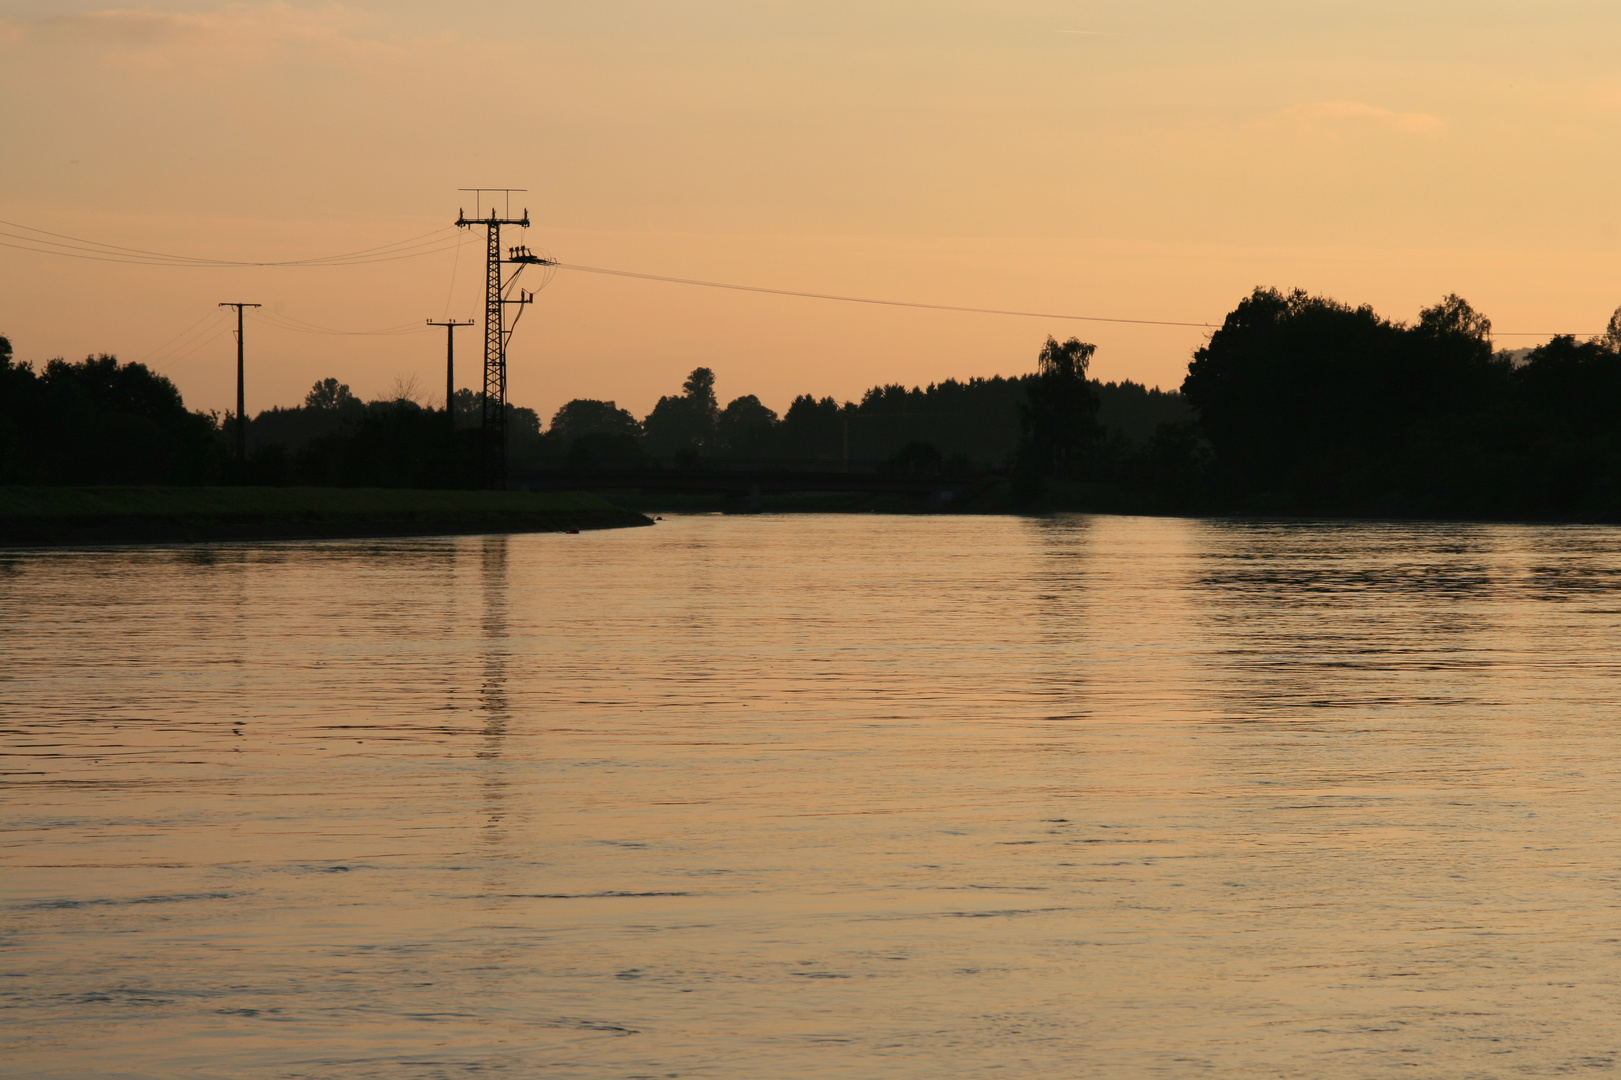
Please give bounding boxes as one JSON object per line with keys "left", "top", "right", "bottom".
{"left": 7, "top": 514, "right": 1621, "bottom": 1077}
{"left": 478, "top": 535, "right": 509, "bottom": 844}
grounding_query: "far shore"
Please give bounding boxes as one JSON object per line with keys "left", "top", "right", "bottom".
{"left": 0, "top": 486, "right": 653, "bottom": 547}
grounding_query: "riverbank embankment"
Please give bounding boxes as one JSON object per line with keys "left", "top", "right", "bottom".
{"left": 0, "top": 486, "right": 653, "bottom": 546}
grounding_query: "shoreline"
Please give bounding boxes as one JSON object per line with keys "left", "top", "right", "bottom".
{"left": 0, "top": 486, "right": 653, "bottom": 547}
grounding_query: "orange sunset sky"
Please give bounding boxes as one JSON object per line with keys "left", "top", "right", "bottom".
{"left": 4, "top": 0, "right": 1621, "bottom": 421}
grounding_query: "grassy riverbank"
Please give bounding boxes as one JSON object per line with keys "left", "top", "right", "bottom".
{"left": 0, "top": 486, "right": 653, "bottom": 546}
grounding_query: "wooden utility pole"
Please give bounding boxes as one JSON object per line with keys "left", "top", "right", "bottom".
{"left": 219, "top": 302, "right": 261, "bottom": 465}
{"left": 426, "top": 319, "right": 474, "bottom": 427}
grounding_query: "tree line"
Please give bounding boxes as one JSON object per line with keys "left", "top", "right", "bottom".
{"left": 546, "top": 364, "right": 1187, "bottom": 476}
{"left": 0, "top": 331, "right": 1187, "bottom": 488}
{"left": 0, "top": 342, "right": 219, "bottom": 484}
{"left": 8, "top": 285, "right": 1621, "bottom": 519}
{"left": 1178, "top": 288, "right": 1621, "bottom": 518}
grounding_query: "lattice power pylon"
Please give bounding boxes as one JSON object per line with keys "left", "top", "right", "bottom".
{"left": 456, "top": 189, "right": 551, "bottom": 486}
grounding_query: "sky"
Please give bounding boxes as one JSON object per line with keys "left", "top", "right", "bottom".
{"left": 3, "top": 0, "right": 1621, "bottom": 422}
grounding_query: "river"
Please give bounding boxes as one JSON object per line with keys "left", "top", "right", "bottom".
{"left": 6, "top": 512, "right": 1621, "bottom": 1077}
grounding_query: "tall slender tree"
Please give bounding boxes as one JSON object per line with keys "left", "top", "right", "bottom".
{"left": 1018, "top": 336, "right": 1101, "bottom": 478}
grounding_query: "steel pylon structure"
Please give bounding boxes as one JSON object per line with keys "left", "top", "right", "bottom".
{"left": 456, "top": 189, "right": 551, "bottom": 486}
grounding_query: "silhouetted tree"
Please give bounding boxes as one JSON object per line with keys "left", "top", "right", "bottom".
{"left": 777, "top": 394, "right": 844, "bottom": 462}
{"left": 643, "top": 367, "right": 721, "bottom": 457}
{"left": 1094, "top": 380, "right": 1194, "bottom": 447}
{"left": 1183, "top": 288, "right": 1409, "bottom": 506}
{"left": 246, "top": 377, "right": 364, "bottom": 458}
{"left": 1599, "top": 305, "right": 1621, "bottom": 353}
{"left": 886, "top": 440, "right": 944, "bottom": 476}
{"left": 1017, "top": 336, "right": 1101, "bottom": 479}
{"left": 3, "top": 352, "right": 223, "bottom": 484}
{"left": 1507, "top": 334, "right": 1621, "bottom": 515}
{"left": 0, "top": 335, "right": 26, "bottom": 482}
{"left": 547, "top": 399, "right": 645, "bottom": 471}
{"left": 548, "top": 399, "right": 641, "bottom": 444}
{"left": 304, "top": 377, "right": 359, "bottom": 412}
{"left": 1182, "top": 287, "right": 1526, "bottom": 514}
{"left": 716, "top": 394, "right": 778, "bottom": 456}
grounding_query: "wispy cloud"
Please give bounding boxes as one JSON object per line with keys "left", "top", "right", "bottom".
{"left": 1261, "top": 101, "right": 1443, "bottom": 135}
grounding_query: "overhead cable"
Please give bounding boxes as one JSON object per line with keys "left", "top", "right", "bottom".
{"left": 0, "top": 220, "right": 460, "bottom": 265}
{"left": 165, "top": 323, "right": 239, "bottom": 365}
{"left": 249, "top": 309, "right": 435, "bottom": 337}
{"left": 0, "top": 216, "right": 1600, "bottom": 337}
{"left": 553, "top": 262, "right": 1214, "bottom": 327}
{"left": 139, "top": 309, "right": 229, "bottom": 365}
{"left": 555, "top": 263, "right": 1607, "bottom": 337}
{"left": 0, "top": 220, "right": 465, "bottom": 268}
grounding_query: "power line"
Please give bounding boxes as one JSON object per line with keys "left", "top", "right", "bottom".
{"left": 0, "top": 215, "right": 1601, "bottom": 337}
{"left": 552, "top": 262, "right": 1215, "bottom": 328}
{"left": 165, "top": 322, "right": 237, "bottom": 366}
{"left": 249, "top": 309, "right": 435, "bottom": 337}
{"left": 555, "top": 263, "right": 1608, "bottom": 338}
{"left": 139, "top": 309, "right": 229, "bottom": 365}
{"left": 1, "top": 220, "right": 459, "bottom": 265}
{"left": 0, "top": 220, "right": 464, "bottom": 268}
{"left": 443, "top": 227, "right": 471, "bottom": 319}
{"left": 0, "top": 234, "right": 466, "bottom": 268}
{"left": 19, "top": 218, "right": 450, "bottom": 261}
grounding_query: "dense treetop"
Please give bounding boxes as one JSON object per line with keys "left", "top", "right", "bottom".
{"left": 1183, "top": 287, "right": 1621, "bottom": 517}
{"left": 1, "top": 338, "right": 221, "bottom": 484}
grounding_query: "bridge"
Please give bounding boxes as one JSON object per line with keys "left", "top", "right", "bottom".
{"left": 507, "top": 461, "right": 975, "bottom": 510}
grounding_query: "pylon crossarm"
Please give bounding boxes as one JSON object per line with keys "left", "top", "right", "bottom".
{"left": 456, "top": 215, "right": 530, "bottom": 228}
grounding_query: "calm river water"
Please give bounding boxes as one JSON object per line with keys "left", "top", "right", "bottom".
{"left": 7, "top": 513, "right": 1621, "bottom": 1078}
